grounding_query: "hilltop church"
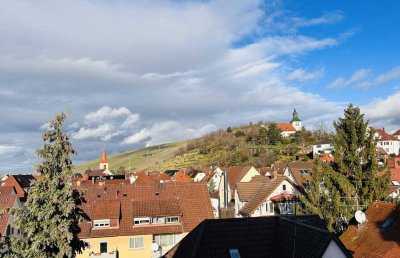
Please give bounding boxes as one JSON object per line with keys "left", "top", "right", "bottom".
{"left": 276, "top": 109, "right": 302, "bottom": 137}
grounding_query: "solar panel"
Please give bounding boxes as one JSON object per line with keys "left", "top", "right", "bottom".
{"left": 381, "top": 217, "right": 394, "bottom": 230}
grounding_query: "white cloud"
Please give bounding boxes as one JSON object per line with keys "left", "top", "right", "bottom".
{"left": 287, "top": 68, "right": 324, "bottom": 81}
{"left": 328, "top": 69, "right": 371, "bottom": 88}
{"left": 84, "top": 106, "right": 134, "bottom": 125}
{"left": 0, "top": 145, "right": 21, "bottom": 155}
{"left": 292, "top": 12, "right": 343, "bottom": 28}
{"left": 374, "top": 66, "right": 400, "bottom": 85}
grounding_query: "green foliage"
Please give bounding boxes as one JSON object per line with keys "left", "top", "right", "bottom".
{"left": 333, "top": 104, "right": 389, "bottom": 205}
{"left": 267, "top": 123, "right": 282, "bottom": 145}
{"left": 299, "top": 161, "right": 356, "bottom": 233}
{"left": 226, "top": 127, "right": 232, "bottom": 133}
{"left": 115, "top": 166, "right": 126, "bottom": 175}
{"left": 234, "top": 130, "right": 246, "bottom": 138}
{"left": 5, "top": 113, "right": 87, "bottom": 258}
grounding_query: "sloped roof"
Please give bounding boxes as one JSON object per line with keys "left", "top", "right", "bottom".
{"left": 0, "top": 189, "right": 18, "bottom": 236}
{"left": 90, "top": 200, "right": 120, "bottom": 219}
{"left": 392, "top": 129, "right": 400, "bottom": 136}
{"left": 2, "top": 174, "right": 35, "bottom": 200}
{"left": 276, "top": 123, "right": 296, "bottom": 132}
{"left": 132, "top": 199, "right": 182, "bottom": 217}
{"left": 340, "top": 202, "right": 400, "bottom": 258}
{"left": 239, "top": 176, "right": 294, "bottom": 216}
{"left": 100, "top": 149, "right": 108, "bottom": 163}
{"left": 286, "top": 162, "right": 313, "bottom": 187}
{"left": 376, "top": 129, "right": 398, "bottom": 141}
{"left": 77, "top": 182, "right": 213, "bottom": 238}
{"left": 236, "top": 176, "right": 270, "bottom": 202}
{"left": 226, "top": 166, "right": 255, "bottom": 190}
{"left": 165, "top": 216, "right": 351, "bottom": 258}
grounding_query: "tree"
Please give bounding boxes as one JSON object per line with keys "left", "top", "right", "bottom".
{"left": 6, "top": 113, "right": 87, "bottom": 257}
{"left": 299, "top": 161, "right": 355, "bottom": 233}
{"left": 333, "top": 104, "right": 390, "bottom": 205}
{"left": 267, "top": 123, "right": 282, "bottom": 145}
{"left": 116, "top": 166, "right": 126, "bottom": 175}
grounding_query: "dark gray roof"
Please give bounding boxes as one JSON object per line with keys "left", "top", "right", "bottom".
{"left": 164, "top": 215, "right": 351, "bottom": 258}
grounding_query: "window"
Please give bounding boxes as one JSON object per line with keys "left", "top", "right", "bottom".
{"left": 129, "top": 237, "right": 144, "bottom": 249}
{"left": 279, "top": 202, "right": 294, "bottom": 215}
{"left": 299, "top": 169, "right": 309, "bottom": 174}
{"left": 133, "top": 217, "right": 150, "bottom": 225}
{"left": 381, "top": 218, "right": 394, "bottom": 230}
{"left": 100, "top": 242, "right": 107, "bottom": 253}
{"left": 166, "top": 216, "right": 180, "bottom": 223}
{"left": 392, "top": 181, "right": 400, "bottom": 186}
{"left": 93, "top": 219, "right": 110, "bottom": 228}
{"left": 282, "top": 184, "right": 286, "bottom": 191}
{"left": 270, "top": 202, "right": 274, "bottom": 213}
{"left": 397, "top": 160, "right": 400, "bottom": 166}
{"left": 229, "top": 249, "right": 241, "bottom": 258}
{"left": 152, "top": 216, "right": 166, "bottom": 224}
{"left": 154, "top": 234, "right": 180, "bottom": 247}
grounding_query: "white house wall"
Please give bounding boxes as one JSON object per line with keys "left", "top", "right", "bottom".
{"left": 322, "top": 240, "right": 348, "bottom": 258}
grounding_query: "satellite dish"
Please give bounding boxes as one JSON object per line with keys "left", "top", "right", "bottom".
{"left": 355, "top": 210, "right": 367, "bottom": 224}
{"left": 151, "top": 243, "right": 159, "bottom": 252}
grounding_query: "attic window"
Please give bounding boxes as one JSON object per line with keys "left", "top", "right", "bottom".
{"left": 299, "top": 169, "right": 309, "bottom": 174}
{"left": 229, "top": 249, "right": 241, "bottom": 258}
{"left": 93, "top": 219, "right": 110, "bottom": 228}
{"left": 397, "top": 160, "right": 400, "bottom": 166}
{"left": 392, "top": 181, "right": 400, "bottom": 186}
{"left": 381, "top": 217, "right": 394, "bottom": 230}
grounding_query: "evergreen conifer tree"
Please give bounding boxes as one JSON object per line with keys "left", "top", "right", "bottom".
{"left": 267, "top": 123, "right": 282, "bottom": 145}
{"left": 333, "top": 104, "right": 389, "bottom": 205}
{"left": 5, "top": 113, "right": 87, "bottom": 258}
{"left": 299, "top": 161, "right": 355, "bottom": 233}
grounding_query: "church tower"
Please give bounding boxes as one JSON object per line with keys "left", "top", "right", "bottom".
{"left": 290, "top": 108, "right": 302, "bottom": 131}
{"left": 99, "top": 149, "right": 109, "bottom": 170}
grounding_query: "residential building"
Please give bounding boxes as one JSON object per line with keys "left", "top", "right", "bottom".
{"left": 274, "top": 162, "right": 313, "bottom": 189}
{"left": 340, "top": 202, "right": 400, "bottom": 257}
{"left": 235, "top": 174, "right": 299, "bottom": 217}
{"left": 380, "top": 157, "right": 400, "bottom": 198}
{"left": 312, "top": 139, "right": 334, "bottom": 158}
{"left": 1, "top": 174, "right": 36, "bottom": 202}
{"left": 218, "top": 166, "right": 260, "bottom": 208}
{"left": 0, "top": 186, "right": 23, "bottom": 240}
{"left": 165, "top": 215, "right": 351, "bottom": 258}
{"left": 75, "top": 182, "right": 213, "bottom": 258}
{"left": 374, "top": 129, "right": 400, "bottom": 155}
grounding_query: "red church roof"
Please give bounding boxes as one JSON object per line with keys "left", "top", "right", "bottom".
{"left": 276, "top": 123, "right": 296, "bottom": 132}
{"left": 100, "top": 149, "right": 108, "bottom": 163}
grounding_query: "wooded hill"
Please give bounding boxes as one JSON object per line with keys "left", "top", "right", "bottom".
{"left": 75, "top": 121, "right": 331, "bottom": 173}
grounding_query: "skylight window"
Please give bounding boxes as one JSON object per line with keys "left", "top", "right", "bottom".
{"left": 392, "top": 180, "right": 400, "bottom": 186}
{"left": 229, "top": 249, "right": 241, "bottom": 258}
{"left": 299, "top": 169, "right": 309, "bottom": 174}
{"left": 381, "top": 217, "right": 394, "bottom": 230}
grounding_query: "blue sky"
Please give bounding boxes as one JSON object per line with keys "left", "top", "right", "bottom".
{"left": 0, "top": 0, "right": 400, "bottom": 172}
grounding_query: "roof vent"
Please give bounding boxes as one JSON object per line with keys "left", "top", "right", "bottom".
{"left": 155, "top": 192, "right": 159, "bottom": 196}
{"left": 123, "top": 192, "right": 127, "bottom": 197}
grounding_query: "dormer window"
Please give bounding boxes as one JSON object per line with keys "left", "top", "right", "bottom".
{"left": 166, "top": 216, "right": 179, "bottom": 223}
{"left": 133, "top": 217, "right": 150, "bottom": 225}
{"left": 152, "top": 216, "right": 166, "bottom": 224}
{"left": 93, "top": 219, "right": 110, "bottom": 228}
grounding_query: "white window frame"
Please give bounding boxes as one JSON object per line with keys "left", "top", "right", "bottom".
{"left": 129, "top": 237, "right": 144, "bottom": 249}
{"left": 93, "top": 219, "right": 110, "bottom": 228}
{"left": 151, "top": 216, "right": 166, "bottom": 224}
{"left": 166, "top": 216, "right": 180, "bottom": 223}
{"left": 133, "top": 217, "right": 150, "bottom": 225}
{"left": 154, "top": 234, "right": 180, "bottom": 247}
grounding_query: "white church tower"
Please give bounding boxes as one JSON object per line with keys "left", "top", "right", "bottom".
{"left": 290, "top": 108, "right": 302, "bottom": 131}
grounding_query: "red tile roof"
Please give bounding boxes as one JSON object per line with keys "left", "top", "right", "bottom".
{"left": 276, "top": 123, "right": 296, "bottom": 132}
{"left": 376, "top": 129, "right": 397, "bottom": 141}
{"left": 173, "top": 171, "right": 192, "bottom": 183}
{"left": 392, "top": 129, "right": 400, "bottom": 136}
{"left": 0, "top": 188, "right": 18, "bottom": 236}
{"left": 285, "top": 162, "right": 313, "bottom": 187}
{"left": 2, "top": 175, "right": 35, "bottom": 201}
{"left": 340, "top": 202, "right": 400, "bottom": 258}
{"left": 76, "top": 182, "right": 213, "bottom": 238}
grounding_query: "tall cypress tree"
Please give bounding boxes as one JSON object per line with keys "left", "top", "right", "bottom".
{"left": 333, "top": 104, "right": 389, "bottom": 205}
{"left": 6, "top": 113, "right": 87, "bottom": 257}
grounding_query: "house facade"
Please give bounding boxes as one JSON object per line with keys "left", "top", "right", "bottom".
{"left": 277, "top": 108, "right": 303, "bottom": 137}
{"left": 75, "top": 182, "right": 213, "bottom": 258}
{"left": 312, "top": 139, "right": 334, "bottom": 158}
{"left": 374, "top": 129, "right": 400, "bottom": 155}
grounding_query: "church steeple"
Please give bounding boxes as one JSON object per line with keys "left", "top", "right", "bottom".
{"left": 290, "top": 108, "right": 302, "bottom": 132}
{"left": 99, "top": 149, "right": 109, "bottom": 170}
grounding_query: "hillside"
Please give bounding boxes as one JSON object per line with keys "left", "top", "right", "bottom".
{"left": 75, "top": 122, "right": 330, "bottom": 173}
{"left": 74, "top": 142, "right": 186, "bottom": 173}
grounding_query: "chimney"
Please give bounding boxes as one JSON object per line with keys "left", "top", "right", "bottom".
{"left": 383, "top": 127, "right": 385, "bottom": 132}
{"left": 271, "top": 170, "right": 277, "bottom": 179}
{"left": 219, "top": 171, "right": 235, "bottom": 219}
{"left": 224, "top": 171, "right": 228, "bottom": 208}
{"left": 92, "top": 177, "right": 95, "bottom": 185}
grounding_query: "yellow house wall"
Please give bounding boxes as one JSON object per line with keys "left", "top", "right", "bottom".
{"left": 77, "top": 232, "right": 189, "bottom": 258}
{"left": 240, "top": 167, "right": 260, "bottom": 182}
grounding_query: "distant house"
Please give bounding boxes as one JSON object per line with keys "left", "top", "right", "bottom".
{"left": 340, "top": 202, "right": 400, "bottom": 257}
{"left": 0, "top": 186, "right": 23, "bottom": 240}
{"left": 273, "top": 161, "right": 313, "bottom": 189}
{"left": 218, "top": 166, "right": 260, "bottom": 208}
{"left": 165, "top": 215, "right": 351, "bottom": 258}
{"left": 374, "top": 128, "right": 400, "bottom": 155}
{"left": 1, "top": 174, "right": 36, "bottom": 202}
{"left": 75, "top": 182, "right": 214, "bottom": 258}
{"left": 276, "top": 108, "right": 303, "bottom": 137}
{"left": 235, "top": 174, "right": 299, "bottom": 217}
{"left": 380, "top": 156, "right": 400, "bottom": 198}
{"left": 312, "top": 139, "right": 334, "bottom": 158}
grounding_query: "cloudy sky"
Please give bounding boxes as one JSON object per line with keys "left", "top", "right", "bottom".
{"left": 1, "top": 0, "right": 400, "bottom": 172}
